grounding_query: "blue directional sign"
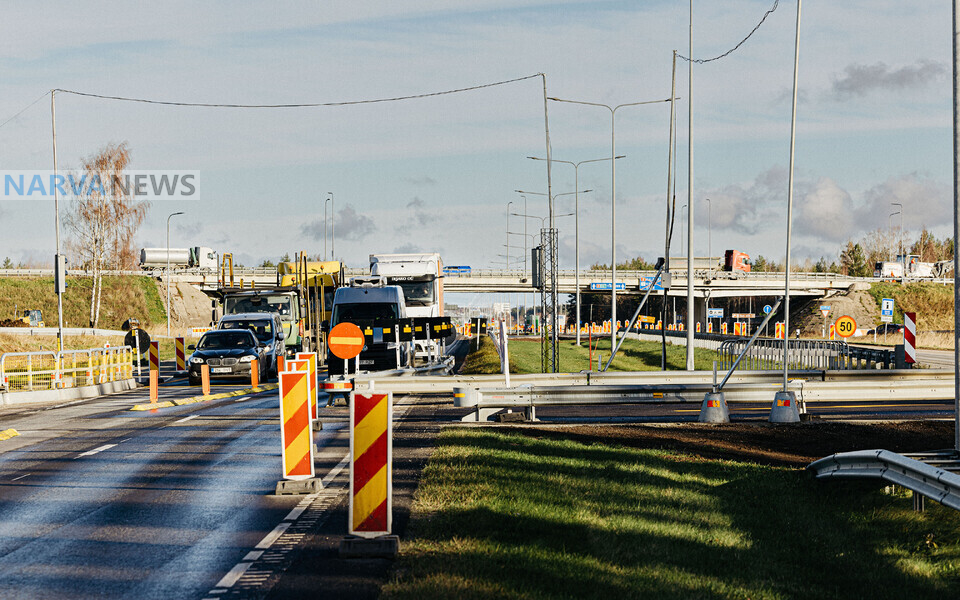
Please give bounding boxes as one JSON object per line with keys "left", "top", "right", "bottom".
{"left": 590, "top": 282, "right": 625, "bottom": 291}
{"left": 638, "top": 275, "right": 663, "bottom": 291}
{"left": 707, "top": 308, "right": 723, "bottom": 319}
{"left": 763, "top": 304, "right": 772, "bottom": 315}
{"left": 881, "top": 298, "right": 894, "bottom": 316}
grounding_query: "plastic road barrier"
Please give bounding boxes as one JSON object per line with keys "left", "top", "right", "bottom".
{"left": 349, "top": 392, "right": 393, "bottom": 537}
{"left": 175, "top": 337, "right": 186, "bottom": 371}
{"left": 279, "top": 369, "right": 315, "bottom": 480}
{"left": 149, "top": 341, "right": 159, "bottom": 371}
{"left": 904, "top": 312, "right": 916, "bottom": 364}
{"left": 296, "top": 352, "right": 318, "bottom": 419}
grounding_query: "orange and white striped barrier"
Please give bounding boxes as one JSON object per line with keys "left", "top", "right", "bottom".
{"left": 349, "top": 392, "right": 392, "bottom": 537}
{"left": 202, "top": 364, "right": 210, "bottom": 395}
{"left": 323, "top": 380, "right": 353, "bottom": 392}
{"left": 251, "top": 359, "right": 259, "bottom": 387}
{"left": 175, "top": 337, "right": 186, "bottom": 371}
{"left": 295, "top": 352, "right": 318, "bottom": 419}
{"left": 279, "top": 368, "right": 315, "bottom": 480}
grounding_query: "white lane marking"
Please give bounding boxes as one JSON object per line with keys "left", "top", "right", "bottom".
{"left": 323, "top": 452, "right": 350, "bottom": 486}
{"left": 172, "top": 414, "right": 199, "bottom": 424}
{"left": 283, "top": 502, "right": 310, "bottom": 522}
{"left": 243, "top": 550, "right": 264, "bottom": 561}
{"left": 234, "top": 396, "right": 251, "bottom": 402}
{"left": 11, "top": 474, "right": 30, "bottom": 481}
{"left": 119, "top": 438, "right": 131, "bottom": 443}
{"left": 75, "top": 444, "right": 117, "bottom": 458}
{"left": 255, "top": 522, "right": 291, "bottom": 550}
{"left": 215, "top": 558, "right": 253, "bottom": 587}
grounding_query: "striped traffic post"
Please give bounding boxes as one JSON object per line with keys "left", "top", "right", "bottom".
{"left": 349, "top": 392, "right": 393, "bottom": 537}
{"left": 904, "top": 312, "right": 917, "bottom": 365}
{"left": 175, "top": 337, "right": 186, "bottom": 371}
{"left": 279, "top": 369, "right": 315, "bottom": 480}
{"left": 296, "top": 352, "right": 318, "bottom": 419}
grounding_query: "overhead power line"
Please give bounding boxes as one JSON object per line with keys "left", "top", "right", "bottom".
{"left": 51, "top": 74, "right": 542, "bottom": 108}
{"left": 679, "top": 0, "right": 780, "bottom": 64}
{"left": 0, "top": 90, "right": 51, "bottom": 130}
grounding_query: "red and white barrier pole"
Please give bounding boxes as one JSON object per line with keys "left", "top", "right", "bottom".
{"left": 904, "top": 312, "right": 917, "bottom": 365}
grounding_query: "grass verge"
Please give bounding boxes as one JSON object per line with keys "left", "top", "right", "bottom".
{"left": 460, "top": 335, "right": 723, "bottom": 373}
{"left": 383, "top": 428, "right": 960, "bottom": 600}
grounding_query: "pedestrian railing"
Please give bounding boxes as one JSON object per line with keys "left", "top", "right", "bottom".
{"left": 0, "top": 346, "right": 134, "bottom": 392}
{"left": 718, "top": 339, "right": 896, "bottom": 371}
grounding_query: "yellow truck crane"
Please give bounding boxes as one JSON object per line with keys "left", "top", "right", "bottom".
{"left": 214, "top": 253, "right": 344, "bottom": 360}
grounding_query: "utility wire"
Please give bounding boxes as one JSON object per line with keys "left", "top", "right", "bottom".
{"left": 52, "top": 74, "right": 542, "bottom": 108}
{"left": 0, "top": 90, "right": 51, "bottom": 130}
{"left": 679, "top": 0, "right": 779, "bottom": 64}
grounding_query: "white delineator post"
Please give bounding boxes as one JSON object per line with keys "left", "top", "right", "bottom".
{"left": 904, "top": 312, "right": 917, "bottom": 365}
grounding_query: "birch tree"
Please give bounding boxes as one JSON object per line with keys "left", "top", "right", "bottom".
{"left": 65, "top": 142, "right": 149, "bottom": 327}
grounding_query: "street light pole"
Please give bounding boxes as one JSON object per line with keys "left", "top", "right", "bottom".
{"left": 706, "top": 197, "right": 711, "bottom": 262}
{"left": 892, "top": 201, "right": 903, "bottom": 259}
{"left": 51, "top": 90, "right": 65, "bottom": 352}
{"left": 324, "top": 196, "right": 330, "bottom": 259}
{"left": 548, "top": 96, "right": 673, "bottom": 354}
{"left": 166, "top": 211, "right": 185, "bottom": 336}
{"left": 506, "top": 201, "right": 513, "bottom": 278}
{"left": 327, "top": 192, "right": 334, "bottom": 260}
{"left": 528, "top": 155, "right": 623, "bottom": 346}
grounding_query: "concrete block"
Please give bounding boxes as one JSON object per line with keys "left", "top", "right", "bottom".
{"left": 339, "top": 535, "right": 400, "bottom": 559}
{"left": 274, "top": 477, "right": 323, "bottom": 495}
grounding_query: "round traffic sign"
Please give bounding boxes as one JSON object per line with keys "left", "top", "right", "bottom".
{"left": 763, "top": 304, "right": 772, "bottom": 315}
{"left": 834, "top": 315, "right": 857, "bottom": 338}
{"left": 328, "top": 322, "right": 365, "bottom": 360}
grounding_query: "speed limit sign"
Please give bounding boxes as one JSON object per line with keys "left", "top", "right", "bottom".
{"left": 834, "top": 315, "right": 857, "bottom": 338}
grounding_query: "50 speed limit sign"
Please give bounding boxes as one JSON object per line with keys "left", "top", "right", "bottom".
{"left": 834, "top": 315, "right": 857, "bottom": 338}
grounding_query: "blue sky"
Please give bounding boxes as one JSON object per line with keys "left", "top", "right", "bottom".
{"left": 0, "top": 1, "right": 954, "bottom": 273}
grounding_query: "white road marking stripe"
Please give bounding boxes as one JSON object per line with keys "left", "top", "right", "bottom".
{"left": 215, "top": 559, "right": 253, "bottom": 588}
{"left": 243, "top": 550, "right": 264, "bottom": 561}
{"left": 234, "top": 396, "right": 251, "bottom": 402}
{"left": 255, "top": 522, "right": 291, "bottom": 549}
{"left": 284, "top": 503, "right": 310, "bottom": 521}
{"left": 11, "top": 474, "right": 30, "bottom": 481}
{"left": 173, "top": 414, "right": 199, "bottom": 424}
{"left": 75, "top": 444, "right": 117, "bottom": 458}
{"left": 323, "top": 452, "right": 351, "bottom": 486}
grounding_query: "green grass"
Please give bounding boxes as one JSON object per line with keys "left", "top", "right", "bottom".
{"left": 867, "top": 282, "right": 955, "bottom": 331}
{"left": 504, "top": 337, "right": 723, "bottom": 373}
{"left": 0, "top": 275, "right": 167, "bottom": 330}
{"left": 383, "top": 429, "right": 960, "bottom": 600}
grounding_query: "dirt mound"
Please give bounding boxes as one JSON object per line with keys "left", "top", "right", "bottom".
{"left": 153, "top": 280, "right": 215, "bottom": 329}
{"left": 0, "top": 319, "right": 27, "bottom": 327}
{"left": 793, "top": 289, "right": 879, "bottom": 337}
{"left": 505, "top": 420, "right": 956, "bottom": 468}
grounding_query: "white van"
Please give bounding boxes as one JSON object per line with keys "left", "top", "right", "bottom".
{"left": 327, "top": 278, "right": 407, "bottom": 374}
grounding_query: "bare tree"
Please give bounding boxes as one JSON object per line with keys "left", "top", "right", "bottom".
{"left": 65, "top": 142, "right": 149, "bottom": 327}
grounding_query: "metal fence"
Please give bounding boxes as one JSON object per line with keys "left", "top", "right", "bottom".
{"left": 1, "top": 346, "right": 134, "bottom": 392}
{"left": 718, "top": 339, "right": 897, "bottom": 371}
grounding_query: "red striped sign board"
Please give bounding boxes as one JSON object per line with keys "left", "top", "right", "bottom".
{"left": 149, "top": 341, "right": 159, "bottom": 371}
{"left": 175, "top": 337, "right": 186, "bottom": 371}
{"left": 349, "top": 392, "right": 392, "bottom": 537}
{"left": 279, "top": 370, "right": 315, "bottom": 480}
{"left": 904, "top": 312, "right": 917, "bottom": 364}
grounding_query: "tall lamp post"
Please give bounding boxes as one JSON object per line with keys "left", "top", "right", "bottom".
{"left": 705, "top": 197, "right": 712, "bottom": 262}
{"left": 889, "top": 210, "right": 901, "bottom": 260}
{"left": 527, "top": 155, "right": 623, "bottom": 345}
{"left": 327, "top": 192, "right": 334, "bottom": 260}
{"left": 548, "top": 95, "right": 673, "bottom": 352}
{"left": 892, "top": 202, "right": 903, "bottom": 260}
{"left": 166, "top": 211, "right": 185, "bottom": 336}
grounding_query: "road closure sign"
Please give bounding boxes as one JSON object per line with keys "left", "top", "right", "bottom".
{"left": 328, "top": 322, "right": 365, "bottom": 360}
{"left": 834, "top": 315, "right": 857, "bottom": 338}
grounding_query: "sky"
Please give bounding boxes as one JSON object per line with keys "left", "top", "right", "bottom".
{"left": 0, "top": 1, "right": 955, "bottom": 278}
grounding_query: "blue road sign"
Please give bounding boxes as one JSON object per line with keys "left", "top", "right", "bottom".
{"left": 638, "top": 275, "right": 663, "bottom": 291}
{"left": 763, "top": 304, "right": 772, "bottom": 315}
{"left": 590, "top": 282, "right": 625, "bottom": 291}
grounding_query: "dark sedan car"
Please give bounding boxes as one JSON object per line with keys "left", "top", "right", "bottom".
{"left": 187, "top": 329, "right": 267, "bottom": 385}
{"left": 867, "top": 323, "right": 904, "bottom": 336}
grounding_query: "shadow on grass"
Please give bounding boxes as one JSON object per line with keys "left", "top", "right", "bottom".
{"left": 385, "top": 429, "right": 960, "bottom": 600}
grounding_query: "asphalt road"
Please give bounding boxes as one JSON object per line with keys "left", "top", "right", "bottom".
{"left": 0, "top": 381, "right": 354, "bottom": 599}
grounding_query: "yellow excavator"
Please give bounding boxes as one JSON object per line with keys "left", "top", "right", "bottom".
{"left": 20, "top": 309, "right": 44, "bottom": 327}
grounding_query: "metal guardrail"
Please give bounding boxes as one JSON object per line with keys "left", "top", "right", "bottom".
{"left": 718, "top": 339, "right": 896, "bottom": 371}
{"left": 0, "top": 346, "right": 134, "bottom": 392}
{"left": 807, "top": 450, "right": 960, "bottom": 511}
{"left": 349, "top": 368, "right": 950, "bottom": 395}
{"left": 0, "top": 327, "right": 127, "bottom": 337}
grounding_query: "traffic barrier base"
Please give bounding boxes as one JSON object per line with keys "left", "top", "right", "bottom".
{"left": 275, "top": 478, "right": 323, "bottom": 495}
{"left": 770, "top": 391, "right": 800, "bottom": 423}
{"left": 339, "top": 535, "right": 400, "bottom": 559}
{"left": 698, "top": 391, "right": 729, "bottom": 423}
